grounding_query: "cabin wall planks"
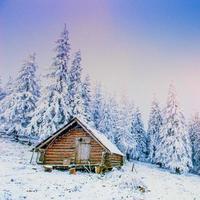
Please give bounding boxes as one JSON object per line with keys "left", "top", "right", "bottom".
{"left": 38, "top": 128, "right": 123, "bottom": 168}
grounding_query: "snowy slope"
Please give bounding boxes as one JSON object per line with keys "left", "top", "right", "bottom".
{"left": 0, "top": 138, "right": 200, "bottom": 200}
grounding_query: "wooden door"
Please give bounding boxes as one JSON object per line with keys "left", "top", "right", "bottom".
{"left": 75, "top": 137, "right": 91, "bottom": 164}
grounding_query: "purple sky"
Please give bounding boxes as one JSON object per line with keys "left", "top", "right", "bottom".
{"left": 1, "top": 0, "right": 200, "bottom": 122}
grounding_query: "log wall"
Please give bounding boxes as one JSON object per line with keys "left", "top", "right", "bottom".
{"left": 110, "top": 153, "right": 124, "bottom": 167}
{"left": 39, "top": 127, "right": 123, "bottom": 168}
{"left": 43, "top": 128, "right": 105, "bottom": 165}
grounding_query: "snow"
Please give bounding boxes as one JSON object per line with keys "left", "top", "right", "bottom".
{"left": 1, "top": 137, "right": 200, "bottom": 200}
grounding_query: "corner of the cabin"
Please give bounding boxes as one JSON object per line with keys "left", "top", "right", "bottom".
{"left": 36, "top": 148, "right": 45, "bottom": 164}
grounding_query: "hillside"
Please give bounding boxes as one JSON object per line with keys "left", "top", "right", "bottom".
{"left": 0, "top": 138, "right": 199, "bottom": 200}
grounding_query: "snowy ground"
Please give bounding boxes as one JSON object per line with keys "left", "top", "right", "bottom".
{"left": 0, "top": 137, "right": 200, "bottom": 200}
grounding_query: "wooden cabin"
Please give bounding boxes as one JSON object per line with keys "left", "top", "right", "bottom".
{"left": 32, "top": 117, "right": 124, "bottom": 171}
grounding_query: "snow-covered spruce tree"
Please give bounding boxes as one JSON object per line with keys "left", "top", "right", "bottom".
{"left": 5, "top": 76, "right": 14, "bottom": 96}
{"left": 28, "top": 87, "right": 59, "bottom": 141}
{"left": 147, "top": 97, "right": 163, "bottom": 163}
{"left": 0, "top": 76, "right": 6, "bottom": 131}
{"left": 98, "top": 95, "right": 118, "bottom": 143}
{"left": 81, "top": 75, "right": 93, "bottom": 123}
{"left": 5, "top": 54, "right": 40, "bottom": 139}
{"left": 114, "top": 99, "right": 127, "bottom": 154}
{"left": 189, "top": 113, "right": 200, "bottom": 175}
{"left": 155, "top": 84, "right": 192, "bottom": 174}
{"left": 28, "top": 25, "right": 71, "bottom": 140}
{"left": 91, "top": 84, "right": 105, "bottom": 130}
{"left": 0, "top": 76, "right": 6, "bottom": 100}
{"left": 98, "top": 100, "right": 111, "bottom": 135}
{"left": 130, "top": 107, "right": 147, "bottom": 161}
{"left": 0, "top": 77, "right": 15, "bottom": 132}
{"left": 105, "top": 95, "right": 119, "bottom": 143}
{"left": 68, "top": 50, "right": 85, "bottom": 119}
{"left": 115, "top": 97, "right": 135, "bottom": 158}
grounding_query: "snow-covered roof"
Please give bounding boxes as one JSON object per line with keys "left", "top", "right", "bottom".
{"left": 77, "top": 118, "right": 124, "bottom": 156}
{"left": 34, "top": 117, "right": 124, "bottom": 156}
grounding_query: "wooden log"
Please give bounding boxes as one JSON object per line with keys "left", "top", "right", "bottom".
{"left": 45, "top": 161, "right": 64, "bottom": 164}
{"left": 45, "top": 153, "right": 73, "bottom": 156}
{"left": 95, "top": 166, "right": 104, "bottom": 174}
{"left": 44, "top": 165, "right": 53, "bottom": 172}
{"left": 69, "top": 167, "right": 76, "bottom": 175}
{"left": 46, "top": 149, "right": 74, "bottom": 152}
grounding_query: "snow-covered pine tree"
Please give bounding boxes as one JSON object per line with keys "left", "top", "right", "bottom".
{"left": 124, "top": 101, "right": 136, "bottom": 160}
{"left": 130, "top": 107, "right": 147, "bottom": 161}
{"left": 28, "top": 25, "right": 71, "bottom": 140}
{"left": 98, "top": 95, "right": 118, "bottom": 142}
{"left": 189, "top": 113, "right": 200, "bottom": 175}
{"left": 91, "top": 84, "right": 105, "bottom": 130}
{"left": 68, "top": 50, "right": 85, "bottom": 119}
{"left": 81, "top": 75, "right": 93, "bottom": 123}
{"left": 0, "top": 77, "right": 15, "bottom": 132}
{"left": 104, "top": 95, "right": 119, "bottom": 143}
{"left": 47, "top": 24, "right": 71, "bottom": 127}
{"left": 98, "top": 100, "right": 111, "bottom": 136}
{"left": 115, "top": 97, "right": 135, "bottom": 158}
{"left": 0, "top": 76, "right": 6, "bottom": 100}
{"left": 5, "top": 76, "right": 14, "bottom": 96}
{"left": 0, "top": 76, "right": 6, "bottom": 131}
{"left": 53, "top": 24, "right": 70, "bottom": 82}
{"left": 114, "top": 98, "right": 127, "bottom": 154}
{"left": 155, "top": 84, "right": 192, "bottom": 173}
{"left": 5, "top": 54, "right": 40, "bottom": 139}
{"left": 28, "top": 88, "right": 58, "bottom": 141}
{"left": 147, "top": 97, "right": 163, "bottom": 163}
